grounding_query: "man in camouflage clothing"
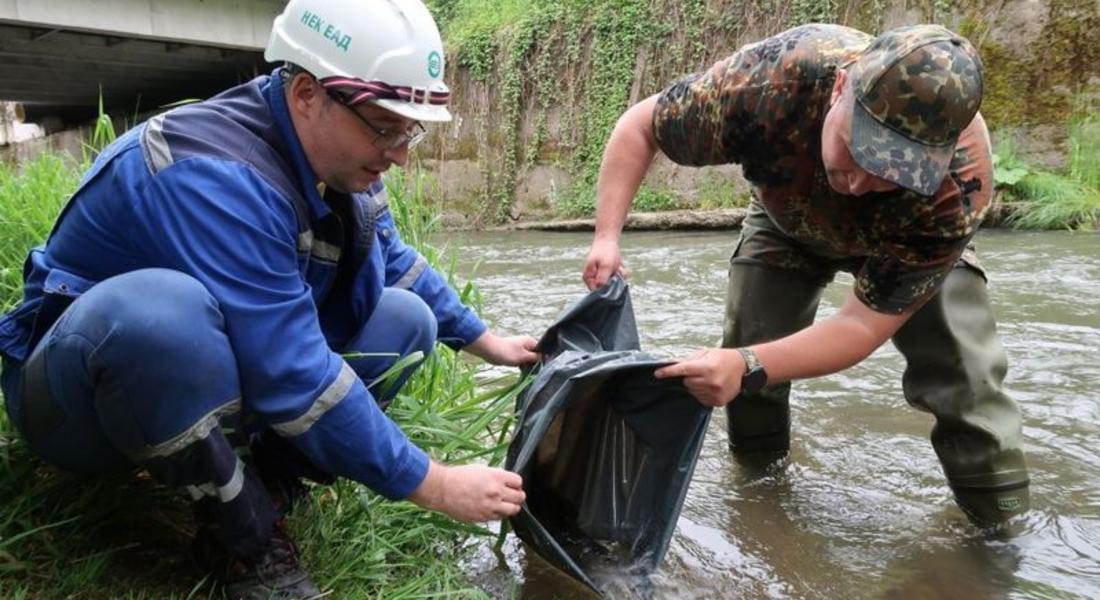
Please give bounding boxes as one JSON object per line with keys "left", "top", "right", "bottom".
{"left": 582, "top": 24, "right": 1029, "bottom": 524}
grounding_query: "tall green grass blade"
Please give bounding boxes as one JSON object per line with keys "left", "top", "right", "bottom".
{"left": 994, "top": 113, "right": 1100, "bottom": 230}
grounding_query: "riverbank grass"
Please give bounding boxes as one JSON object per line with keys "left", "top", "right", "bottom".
{"left": 995, "top": 113, "right": 1100, "bottom": 230}
{"left": 0, "top": 150, "right": 517, "bottom": 597}
{"left": 0, "top": 154, "right": 81, "bottom": 312}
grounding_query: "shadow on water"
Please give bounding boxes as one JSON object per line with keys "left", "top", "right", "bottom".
{"left": 446, "top": 229, "right": 1100, "bottom": 599}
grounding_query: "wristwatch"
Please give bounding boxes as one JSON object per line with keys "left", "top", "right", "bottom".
{"left": 736, "top": 347, "right": 768, "bottom": 395}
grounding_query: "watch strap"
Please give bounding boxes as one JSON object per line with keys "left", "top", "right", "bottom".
{"left": 736, "top": 347, "right": 762, "bottom": 373}
{"left": 736, "top": 346, "right": 768, "bottom": 395}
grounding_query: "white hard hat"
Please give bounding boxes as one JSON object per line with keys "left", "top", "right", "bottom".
{"left": 265, "top": 0, "right": 451, "bottom": 122}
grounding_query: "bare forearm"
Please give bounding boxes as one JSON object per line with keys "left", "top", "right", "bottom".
{"left": 593, "top": 94, "right": 660, "bottom": 241}
{"left": 755, "top": 317, "right": 882, "bottom": 383}
{"left": 753, "top": 293, "right": 911, "bottom": 384}
{"left": 655, "top": 292, "right": 915, "bottom": 407}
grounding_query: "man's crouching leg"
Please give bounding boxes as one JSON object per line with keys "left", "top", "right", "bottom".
{"left": 340, "top": 287, "right": 438, "bottom": 410}
{"left": 893, "top": 264, "right": 1030, "bottom": 526}
{"left": 11, "top": 269, "right": 320, "bottom": 598}
{"left": 252, "top": 288, "right": 438, "bottom": 524}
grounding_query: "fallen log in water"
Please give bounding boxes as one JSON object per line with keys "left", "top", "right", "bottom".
{"left": 502, "top": 208, "right": 747, "bottom": 232}
{"left": 497, "top": 201, "right": 1024, "bottom": 232}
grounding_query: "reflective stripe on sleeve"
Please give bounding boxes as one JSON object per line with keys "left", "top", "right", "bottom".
{"left": 394, "top": 254, "right": 428, "bottom": 289}
{"left": 311, "top": 240, "right": 341, "bottom": 263}
{"left": 142, "top": 113, "right": 174, "bottom": 174}
{"left": 271, "top": 362, "right": 358, "bottom": 437}
{"left": 298, "top": 230, "right": 313, "bottom": 253}
{"left": 370, "top": 189, "right": 390, "bottom": 217}
{"left": 297, "top": 229, "right": 341, "bottom": 264}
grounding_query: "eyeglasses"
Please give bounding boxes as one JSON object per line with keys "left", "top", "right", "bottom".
{"left": 329, "top": 94, "right": 427, "bottom": 151}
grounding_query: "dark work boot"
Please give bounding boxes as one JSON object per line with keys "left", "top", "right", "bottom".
{"left": 195, "top": 523, "right": 322, "bottom": 600}
{"left": 251, "top": 430, "right": 334, "bottom": 516}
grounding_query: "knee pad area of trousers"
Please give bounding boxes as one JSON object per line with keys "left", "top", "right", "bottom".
{"left": 379, "top": 288, "right": 438, "bottom": 357}
{"left": 78, "top": 269, "right": 230, "bottom": 364}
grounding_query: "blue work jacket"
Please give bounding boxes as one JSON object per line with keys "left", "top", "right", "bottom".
{"left": 0, "top": 71, "right": 487, "bottom": 499}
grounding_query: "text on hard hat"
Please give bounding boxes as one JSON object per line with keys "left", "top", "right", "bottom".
{"left": 299, "top": 10, "right": 352, "bottom": 53}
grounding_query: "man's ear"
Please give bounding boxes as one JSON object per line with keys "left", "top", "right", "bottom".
{"left": 286, "top": 73, "right": 325, "bottom": 119}
{"left": 830, "top": 68, "right": 848, "bottom": 106}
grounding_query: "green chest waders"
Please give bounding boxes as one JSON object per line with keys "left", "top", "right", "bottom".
{"left": 722, "top": 207, "right": 1029, "bottom": 524}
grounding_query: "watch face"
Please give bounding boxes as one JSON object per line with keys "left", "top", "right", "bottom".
{"left": 743, "top": 367, "right": 768, "bottom": 395}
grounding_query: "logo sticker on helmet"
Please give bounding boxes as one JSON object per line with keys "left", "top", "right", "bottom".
{"left": 427, "top": 51, "right": 441, "bottom": 78}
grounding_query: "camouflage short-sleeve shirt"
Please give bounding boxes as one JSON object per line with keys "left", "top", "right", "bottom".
{"left": 653, "top": 24, "right": 992, "bottom": 314}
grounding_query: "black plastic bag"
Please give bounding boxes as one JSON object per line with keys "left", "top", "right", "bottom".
{"left": 506, "top": 277, "right": 711, "bottom": 594}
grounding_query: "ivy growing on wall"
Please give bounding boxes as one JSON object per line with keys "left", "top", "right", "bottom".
{"left": 431, "top": 0, "right": 1099, "bottom": 222}
{"left": 435, "top": 0, "right": 691, "bottom": 221}
{"left": 790, "top": 0, "right": 838, "bottom": 25}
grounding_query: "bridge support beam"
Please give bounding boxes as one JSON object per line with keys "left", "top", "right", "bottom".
{"left": 0, "top": 0, "right": 283, "bottom": 50}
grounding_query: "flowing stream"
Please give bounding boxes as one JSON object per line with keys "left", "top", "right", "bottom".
{"left": 441, "top": 229, "right": 1099, "bottom": 599}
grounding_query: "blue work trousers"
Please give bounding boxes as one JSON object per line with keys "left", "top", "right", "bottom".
{"left": 0, "top": 268, "right": 436, "bottom": 558}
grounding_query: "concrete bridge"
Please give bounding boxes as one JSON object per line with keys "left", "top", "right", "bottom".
{"left": 0, "top": 0, "right": 284, "bottom": 130}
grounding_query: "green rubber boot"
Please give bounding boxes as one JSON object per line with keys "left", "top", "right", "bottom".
{"left": 722, "top": 259, "right": 825, "bottom": 455}
{"left": 893, "top": 265, "right": 1030, "bottom": 525}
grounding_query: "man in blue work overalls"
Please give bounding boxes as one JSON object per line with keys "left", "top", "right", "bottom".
{"left": 0, "top": 1, "right": 536, "bottom": 597}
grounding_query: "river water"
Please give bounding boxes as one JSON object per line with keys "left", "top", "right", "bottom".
{"left": 440, "top": 229, "right": 1099, "bottom": 600}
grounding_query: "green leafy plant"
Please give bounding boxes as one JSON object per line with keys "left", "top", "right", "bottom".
{"left": 554, "top": 181, "right": 596, "bottom": 217}
{"left": 994, "top": 112, "right": 1100, "bottom": 230}
{"left": 992, "top": 152, "right": 1030, "bottom": 187}
{"left": 696, "top": 176, "right": 750, "bottom": 210}
{"left": 633, "top": 185, "right": 680, "bottom": 212}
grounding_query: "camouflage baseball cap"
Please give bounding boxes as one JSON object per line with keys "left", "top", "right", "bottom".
{"left": 847, "top": 25, "right": 983, "bottom": 196}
